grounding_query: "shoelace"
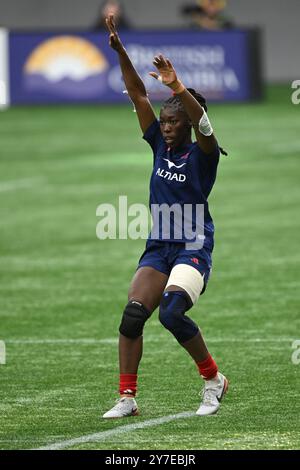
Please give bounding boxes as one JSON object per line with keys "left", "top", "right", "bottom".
{"left": 111, "top": 398, "right": 126, "bottom": 409}
{"left": 112, "top": 397, "right": 133, "bottom": 410}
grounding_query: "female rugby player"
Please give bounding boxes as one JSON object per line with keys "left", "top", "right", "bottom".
{"left": 103, "top": 15, "right": 228, "bottom": 418}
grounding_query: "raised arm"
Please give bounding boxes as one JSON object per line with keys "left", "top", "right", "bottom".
{"left": 149, "top": 54, "right": 217, "bottom": 155}
{"left": 106, "top": 15, "right": 156, "bottom": 134}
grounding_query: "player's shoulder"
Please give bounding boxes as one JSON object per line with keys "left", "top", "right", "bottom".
{"left": 192, "top": 140, "right": 220, "bottom": 159}
{"left": 190, "top": 141, "right": 220, "bottom": 174}
{"left": 143, "top": 119, "right": 160, "bottom": 139}
{"left": 143, "top": 119, "right": 164, "bottom": 153}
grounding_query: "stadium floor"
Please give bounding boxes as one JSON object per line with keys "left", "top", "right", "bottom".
{"left": 0, "top": 85, "right": 300, "bottom": 450}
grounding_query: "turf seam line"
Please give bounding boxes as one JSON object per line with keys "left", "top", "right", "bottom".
{"left": 34, "top": 411, "right": 195, "bottom": 450}
{"left": 6, "top": 337, "right": 295, "bottom": 344}
{"left": 0, "top": 177, "right": 44, "bottom": 192}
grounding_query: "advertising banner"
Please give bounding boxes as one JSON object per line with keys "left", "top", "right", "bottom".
{"left": 9, "top": 30, "right": 262, "bottom": 104}
{"left": 0, "top": 28, "right": 10, "bottom": 108}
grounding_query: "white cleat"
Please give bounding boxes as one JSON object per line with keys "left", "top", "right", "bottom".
{"left": 103, "top": 397, "right": 139, "bottom": 419}
{"left": 196, "top": 372, "right": 229, "bottom": 416}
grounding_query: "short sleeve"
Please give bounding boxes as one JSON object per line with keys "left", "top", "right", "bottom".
{"left": 195, "top": 144, "right": 220, "bottom": 197}
{"left": 143, "top": 119, "right": 164, "bottom": 155}
{"left": 199, "top": 144, "right": 220, "bottom": 173}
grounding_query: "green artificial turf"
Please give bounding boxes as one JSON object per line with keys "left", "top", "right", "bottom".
{"left": 0, "top": 85, "right": 299, "bottom": 450}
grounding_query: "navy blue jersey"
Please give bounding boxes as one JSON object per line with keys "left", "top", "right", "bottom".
{"left": 143, "top": 119, "right": 219, "bottom": 252}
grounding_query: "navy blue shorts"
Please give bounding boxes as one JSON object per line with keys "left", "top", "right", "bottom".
{"left": 137, "top": 240, "right": 212, "bottom": 295}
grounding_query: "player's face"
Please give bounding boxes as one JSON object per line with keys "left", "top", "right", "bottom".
{"left": 159, "top": 108, "right": 191, "bottom": 149}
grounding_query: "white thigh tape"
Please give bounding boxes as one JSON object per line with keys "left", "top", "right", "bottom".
{"left": 166, "top": 264, "right": 204, "bottom": 305}
{"left": 199, "top": 109, "right": 213, "bottom": 136}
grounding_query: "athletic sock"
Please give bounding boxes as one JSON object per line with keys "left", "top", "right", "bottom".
{"left": 119, "top": 373, "right": 137, "bottom": 397}
{"left": 196, "top": 354, "right": 218, "bottom": 380}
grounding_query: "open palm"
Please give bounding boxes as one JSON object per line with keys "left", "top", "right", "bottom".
{"left": 149, "top": 55, "right": 177, "bottom": 86}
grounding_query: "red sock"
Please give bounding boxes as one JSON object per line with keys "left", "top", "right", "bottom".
{"left": 196, "top": 354, "right": 218, "bottom": 380}
{"left": 119, "top": 374, "right": 137, "bottom": 397}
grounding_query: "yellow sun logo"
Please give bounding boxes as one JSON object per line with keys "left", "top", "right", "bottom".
{"left": 24, "top": 36, "right": 108, "bottom": 82}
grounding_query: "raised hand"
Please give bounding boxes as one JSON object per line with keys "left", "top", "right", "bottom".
{"left": 105, "top": 15, "right": 125, "bottom": 53}
{"left": 149, "top": 55, "right": 178, "bottom": 87}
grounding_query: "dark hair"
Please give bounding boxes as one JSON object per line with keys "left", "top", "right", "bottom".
{"left": 162, "top": 88, "right": 207, "bottom": 113}
{"left": 161, "top": 88, "right": 228, "bottom": 156}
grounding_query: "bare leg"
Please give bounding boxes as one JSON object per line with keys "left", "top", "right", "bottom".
{"left": 180, "top": 331, "right": 209, "bottom": 363}
{"left": 119, "top": 335, "right": 143, "bottom": 374}
{"left": 119, "top": 267, "right": 168, "bottom": 374}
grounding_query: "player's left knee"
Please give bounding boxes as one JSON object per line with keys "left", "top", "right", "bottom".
{"left": 165, "top": 264, "right": 205, "bottom": 305}
{"left": 159, "top": 291, "right": 198, "bottom": 343}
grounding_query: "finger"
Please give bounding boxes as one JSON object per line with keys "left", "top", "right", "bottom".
{"left": 109, "top": 15, "right": 116, "bottom": 33}
{"left": 158, "top": 54, "right": 168, "bottom": 66}
{"left": 149, "top": 72, "right": 161, "bottom": 81}
{"left": 106, "top": 17, "right": 114, "bottom": 34}
{"left": 166, "top": 58, "right": 173, "bottom": 69}
{"left": 105, "top": 18, "right": 112, "bottom": 33}
{"left": 153, "top": 58, "right": 165, "bottom": 70}
{"left": 153, "top": 56, "right": 161, "bottom": 65}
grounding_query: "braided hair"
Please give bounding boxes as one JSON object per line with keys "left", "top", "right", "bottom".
{"left": 162, "top": 88, "right": 228, "bottom": 156}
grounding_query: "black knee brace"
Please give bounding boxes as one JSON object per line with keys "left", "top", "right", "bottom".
{"left": 119, "top": 300, "right": 151, "bottom": 339}
{"left": 159, "top": 291, "right": 198, "bottom": 343}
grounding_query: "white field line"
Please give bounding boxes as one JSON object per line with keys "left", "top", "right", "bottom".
{"left": 6, "top": 338, "right": 118, "bottom": 345}
{"left": 270, "top": 142, "right": 300, "bottom": 154}
{"left": 0, "top": 177, "right": 43, "bottom": 192}
{"left": 4, "top": 335, "right": 295, "bottom": 450}
{"left": 5, "top": 337, "right": 295, "bottom": 345}
{"left": 35, "top": 411, "right": 195, "bottom": 450}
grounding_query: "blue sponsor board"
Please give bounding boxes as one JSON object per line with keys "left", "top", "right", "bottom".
{"left": 9, "top": 30, "right": 262, "bottom": 104}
